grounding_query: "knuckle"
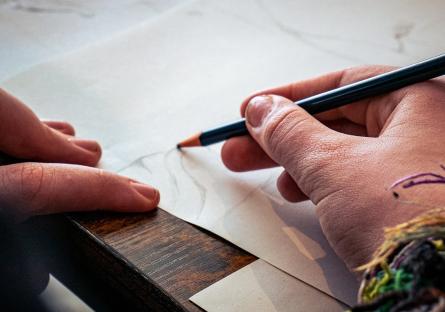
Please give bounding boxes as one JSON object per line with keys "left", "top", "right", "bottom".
{"left": 18, "top": 163, "right": 52, "bottom": 202}
{"left": 264, "top": 109, "right": 311, "bottom": 160}
{"left": 263, "top": 108, "right": 341, "bottom": 163}
{"left": 0, "top": 163, "right": 56, "bottom": 216}
{"left": 94, "top": 168, "right": 112, "bottom": 188}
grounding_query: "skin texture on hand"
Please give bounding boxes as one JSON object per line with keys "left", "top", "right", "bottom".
{"left": 0, "top": 89, "right": 160, "bottom": 222}
{"left": 221, "top": 66, "right": 445, "bottom": 271}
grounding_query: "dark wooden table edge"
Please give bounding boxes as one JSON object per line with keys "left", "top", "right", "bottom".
{"left": 33, "top": 208, "right": 256, "bottom": 311}
{"left": 66, "top": 215, "right": 198, "bottom": 311}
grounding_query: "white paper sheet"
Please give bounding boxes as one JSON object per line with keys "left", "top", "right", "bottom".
{"left": 0, "top": 0, "right": 185, "bottom": 81}
{"left": 3, "top": 0, "right": 445, "bottom": 306}
{"left": 190, "top": 260, "right": 347, "bottom": 312}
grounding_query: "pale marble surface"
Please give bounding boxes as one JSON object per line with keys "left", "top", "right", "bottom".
{"left": 0, "top": 0, "right": 184, "bottom": 81}
{"left": 2, "top": 0, "right": 445, "bottom": 311}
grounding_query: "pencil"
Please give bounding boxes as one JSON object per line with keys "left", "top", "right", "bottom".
{"left": 177, "top": 53, "right": 445, "bottom": 148}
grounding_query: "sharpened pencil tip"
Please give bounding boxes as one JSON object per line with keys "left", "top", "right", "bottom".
{"left": 176, "top": 132, "right": 202, "bottom": 148}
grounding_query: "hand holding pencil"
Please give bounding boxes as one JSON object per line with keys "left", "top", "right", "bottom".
{"left": 221, "top": 65, "right": 445, "bottom": 271}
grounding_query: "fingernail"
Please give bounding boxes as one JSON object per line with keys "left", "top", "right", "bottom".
{"left": 57, "top": 128, "right": 72, "bottom": 135}
{"left": 246, "top": 95, "right": 273, "bottom": 128}
{"left": 45, "top": 121, "right": 75, "bottom": 135}
{"left": 131, "top": 182, "right": 160, "bottom": 204}
{"left": 70, "top": 139, "right": 100, "bottom": 153}
{"left": 49, "top": 123, "right": 69, "bottom": 132}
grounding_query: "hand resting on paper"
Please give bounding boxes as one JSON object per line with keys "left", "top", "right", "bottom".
{"left": 221, "top": 66, "right": 445, "bottom": 271}
{"left": 0, "top": 88, "right": 160, "bottom": 223}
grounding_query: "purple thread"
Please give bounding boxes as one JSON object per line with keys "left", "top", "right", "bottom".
{"left": 390, "top": 165, "right": 445, "bottom": 190}
{"left": 390, "top": 241, "right": 418, "bottom": 270}
{"left": 402, "top": 179, "right": 445, "bottom": 188}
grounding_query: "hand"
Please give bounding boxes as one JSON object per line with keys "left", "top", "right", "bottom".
{"left": 0, "top": 88, "right": 160, "bottom": 222}
{"left": 221, "top": 66, "right": 445, "bottom": 270}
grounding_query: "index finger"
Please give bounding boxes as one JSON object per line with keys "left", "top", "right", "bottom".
{"left": 240, "top": 65, "right": 403, "bottom": 129}
{"left": 0, "top": 163, "right": 160, "bottom": 222}
{"left": 0, "top": 89, "right": 101, "bottom": 166}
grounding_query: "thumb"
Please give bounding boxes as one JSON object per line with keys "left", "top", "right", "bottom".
{"left": 245, "top": 95, "right": 348, "bottom": 201}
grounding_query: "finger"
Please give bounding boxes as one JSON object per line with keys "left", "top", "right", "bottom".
{"left": 276, "top": 170, "right": 307, "bottom": 202}
{"left": 221, "top": 135, "right": 276, "bottom": 172}
{"left": 221, "top": 118, "right": 366, "bottom": 173}
{"left": 0, "top": 89, "right": 101, "bottom": 165}
{"left": 323, "top": 119, "right": 367, "bottom": 136}
{"left": 0, "top": 163, "right": 160, "bottom": 222}
{"left": 245, "top": 94, "right": 352, "bottom": 201}
{"left": 42, "top": 121, "right": 76, "bottom": 136}
{"left": 240, "top": 66, "right": 405, "bottom": 136}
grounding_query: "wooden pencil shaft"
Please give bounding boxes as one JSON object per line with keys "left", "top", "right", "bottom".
{"left": 199, "top": 53, "right": 445, "bottom": 146}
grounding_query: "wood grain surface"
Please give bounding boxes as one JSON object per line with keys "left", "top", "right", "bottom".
{"left": 65, "top": 209, "right": 257, "bottom": 311}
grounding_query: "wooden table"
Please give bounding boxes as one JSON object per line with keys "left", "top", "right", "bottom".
{"left": 37, "top": 209, "right": 256, "bottom": 311}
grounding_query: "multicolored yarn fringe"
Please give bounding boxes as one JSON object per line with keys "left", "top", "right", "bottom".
{"left": 350, "top": 207, "right": 445, "bottom": 312}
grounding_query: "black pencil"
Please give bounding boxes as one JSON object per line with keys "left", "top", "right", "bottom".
{"left": 177, "top": 53, "right": 445, "bottom": 148}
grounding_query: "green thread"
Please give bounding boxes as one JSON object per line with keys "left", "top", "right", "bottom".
{"left": 361, "top": 262, "right": 415, "bottom": 308}
{"left": 354, "top": 238, "right": 445, "bottom": 311}
{"left": 352, "top": 209, "right": 445, "bottom": 311}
